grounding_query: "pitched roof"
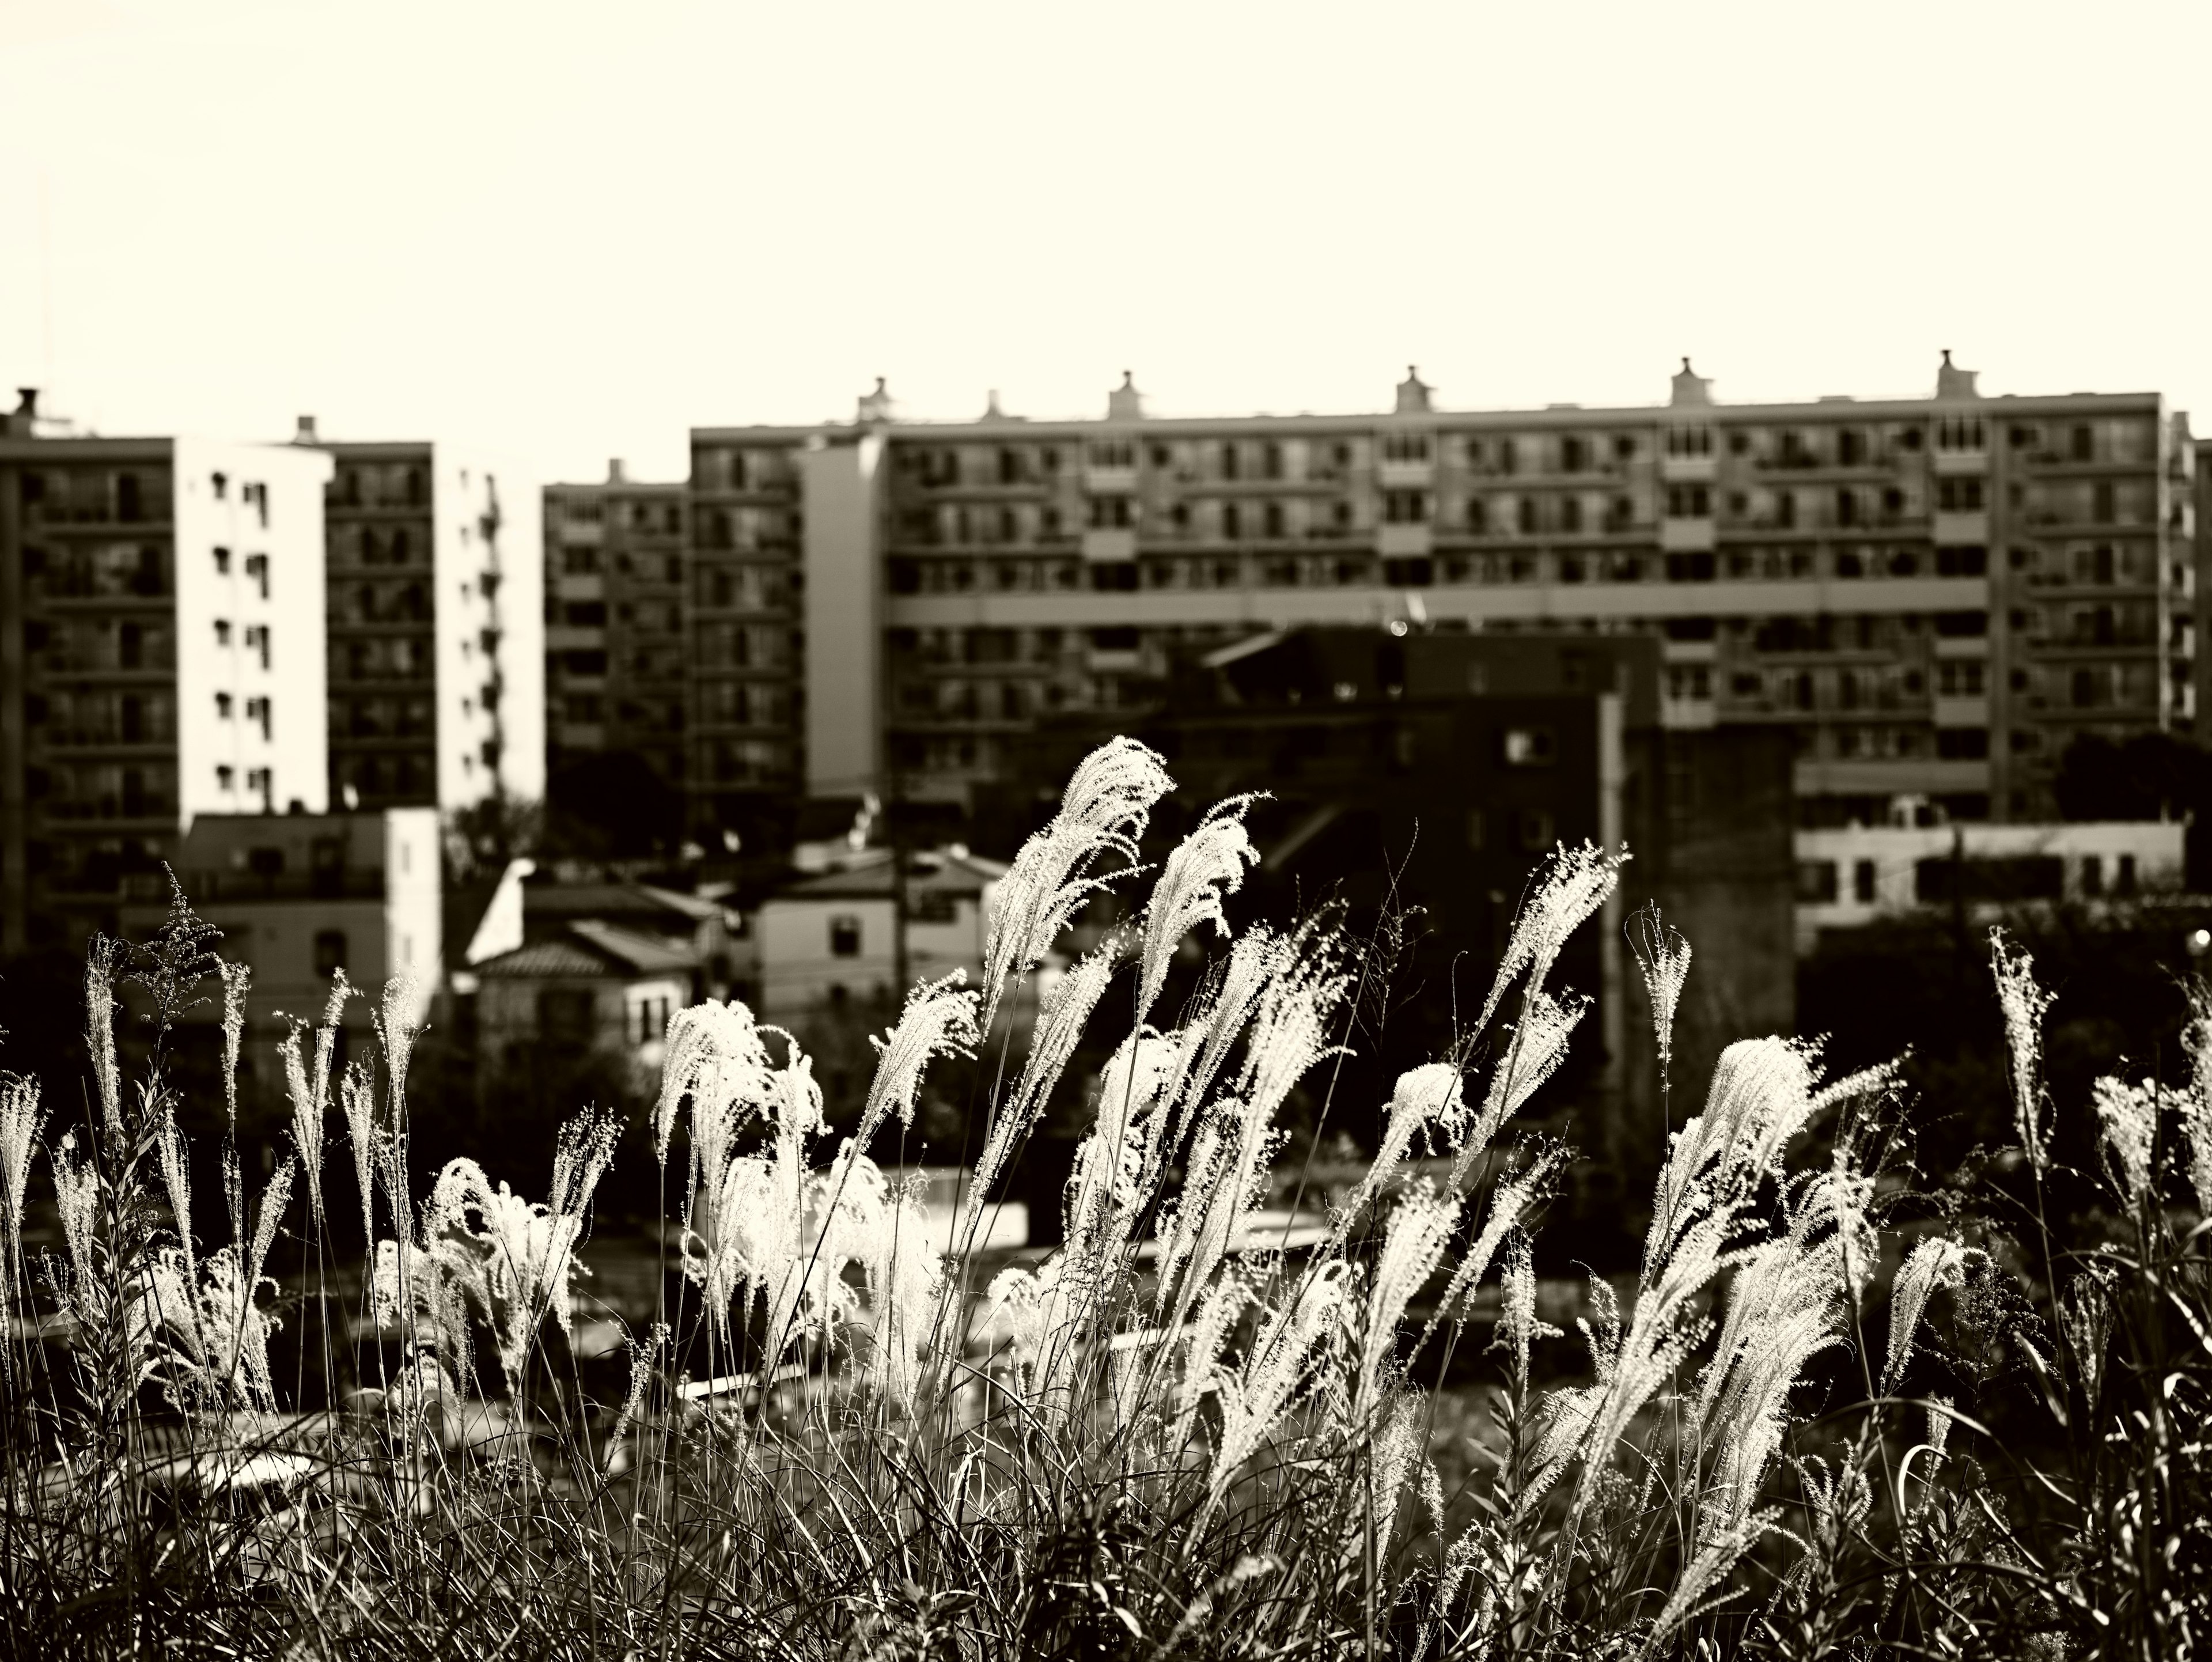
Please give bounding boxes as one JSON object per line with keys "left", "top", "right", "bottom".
{"left": 474, "top": 918, "right": 702, "bottom": 980}
{"left": 778, "top": 848, "right": 1009, "bottom": 902}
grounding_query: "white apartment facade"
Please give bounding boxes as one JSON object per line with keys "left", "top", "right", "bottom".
{"left": 1, "top": 395, "right": 333, "bottom": 948}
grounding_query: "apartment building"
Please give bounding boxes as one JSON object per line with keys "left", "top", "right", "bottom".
{"left": 683, "top": 357, "right": 2194, "bottom": 832}
{"left": 542, "top": 461, "right": 688, "bottom": 794}
{"left": 0, "top": 392, "right": 334, "bottom": 951}
{"left": 297, "top": 422, "right": 544, "bottom": 818}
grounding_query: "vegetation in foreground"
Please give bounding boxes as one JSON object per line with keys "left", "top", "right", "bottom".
{"left": 0, "top": 736, "right": 2207, "bottom": 1659}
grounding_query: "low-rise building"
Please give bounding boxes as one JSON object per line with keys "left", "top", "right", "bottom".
{"left": 469, "top": 921, "right": 696, "bottom": 1093}
{"left": 753, "top": 846, "right": 1004, "bottom": 1023}
{"left": 1794, "top": 817, "right": 2186, "bottom": 951}
{"left": 118, "top": 807, "right": 441, "bottom": 1103}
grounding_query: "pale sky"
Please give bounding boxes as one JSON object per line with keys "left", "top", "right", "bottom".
{"left": 2, "top": 0, "right": 2207, "bottom": 487}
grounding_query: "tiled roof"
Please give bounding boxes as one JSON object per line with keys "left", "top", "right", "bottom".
{"left": 475, "top": 918, "right": 702, "bottom": 980}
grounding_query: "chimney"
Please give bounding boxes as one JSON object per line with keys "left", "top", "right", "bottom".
{"left": 607, "top": 457, "right": 627, "bottom": 484}
{"left": 16, "top": 389, "right": 39, "bottom": 419}
{"left": 1393, "top": 365, "right": 1433, "bottom": 415}
{"left": 1669, "top": 357, "right": 1714, "bottom": 407}
{"left": 293, "top": 414, "right": 319, "bottom": 445}
{"left": 1934, "top": 349, "right": 1980, "bottom": 402}
{"left": 856, "top": 376, "right": 895, "bottom": 425}
{"left": 1107, "top": 370, "right": 1145, "bottom": 423}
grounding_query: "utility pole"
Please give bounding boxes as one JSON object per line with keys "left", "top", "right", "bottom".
{"left": 888, "top": 764, "right": 910, "bottom": 998}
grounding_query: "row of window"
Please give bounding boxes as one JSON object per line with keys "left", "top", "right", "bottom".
{"left": 1799, "top": 849, "right": 2141, "bottom": 906}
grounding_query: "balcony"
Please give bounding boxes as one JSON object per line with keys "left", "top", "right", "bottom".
{"left": 1659, "top": 454, "right": 1717, "bottom": 484}
{"left": 1083, "top": 463, "right": 1137, "bottom": 494}
{"left": 1932, "top": 449, "right": 1988, "bottom": 476}
{"left": 1081, "top": 528, "right": 1137, "bottom": 563}
{"left": 1376, "top": 524, "right": 1433, "bottom": 558}
{"left": 1931, "top": 511, "right": 1988, "bottom": 544}
{"left": 1377, "top": 459, "right": 1435, "bottom": 490}
{"left": 1660, "top": 517, "right": 1716, "bottom": 553}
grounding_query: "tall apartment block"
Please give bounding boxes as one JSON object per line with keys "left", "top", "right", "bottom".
{"left": 679, "top": 358, "right": 2194, "bottom": 830}
{"left": 297, "top": 422, "right": 544, "bottom": 817}
{"left": 1, "top": 391, "right": 334, "bottom": 949}
{"left": 543, "top": 462, "right": 689, "bottom": 793}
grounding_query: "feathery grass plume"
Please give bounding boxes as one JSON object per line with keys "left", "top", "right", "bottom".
{"left": 373, "top": 1237, "right": 474, "bottom": 1387}
{"left": 2061, "top": 1268, "right": 2116, "bottom": 1407}
{"left": 0, "top": 1076, "right": 44, "bottom": 1266}
{"left": 50, "top": 1131, "right": 100, "bottom": 1302}
{"left": 154, "top": 1106, "right": 196, "bottom": 1290}
{"left": 1627, "top": 903, "right": 1692, "bottom": 1080}
{"left": 604, "top": 1320, "right": 667, "bottom": 1471}
{"left": 1210, "top": 1259, "right": 1356, "bottom": 1509}
{"left": 1989, "top": 929, "right": 2056, "bottom": 1175}
{"left": 427, "top": 1157, "right": 595, "bottom": 1391}
{"left": 1456, "top": 990, "right": 1589, "bottom": 1188}
{"left": 2093, "top": 1074, "right": 2159, "bottom": 1210}
{"left": 1161, "top": 936, "right": 1350, "bottom": 1331}
{"left": 1634, "top": 1512, "right": 1774, "bottom": 1662}
{"left": 218, "top": 959, "right": 251, "bottom": 1126}
{"left": 549, "top": 1104, "right": 620, "bottom": 1224}
{"left": 278, "top": 1017, "right": 327, "bottom": 1229}
{"left": 1066, "top": 1029, "right": 1182, "bottom": 1261}
{"left": 974, "top": 930, "right": 1126, "bottom": 1208}
{"left": 858, "top": 1178, "right": 944, "bottom": 1409}
{"left": 655, "top": 997, "right": 773, "bottom": 1167}
{"left": 1335, "top": 1063, "right": 1467, "bottom": 1245}
{"left": 195, "top": 1244, "right": 280, "bottom": 1410}
{"left": 979, "top": 734, "right": 1173, "bottom": 1033}
{"left": 1884, "top": 1236, "right": 1972, "bottom": 1389}
{"left": 374, "top": 968, "right": 423, "bottom": 1118}
{"left": 1350, "top": 1397, "right": 1426, "bottom": 1556}
{"left": 1137, "top": 793, "right": 1263, "bottom": 1019}
{"left": 1172, "top": 1265, "right": 1255, "bottom": 1447}
{"left": 84, "top": 936, "right": 126, "bottom": 1144}
{"left": 310, "top": 966, "right": 353, "bottom": 1115}
{"left": 1430, "top": 1143, "right": 1569, "bottom": 1333}
{"left": 1649, "top": 1037, "right": 1816, "bottom": 1269}
{"left": 248, "top": 1156, "right": 294, "bottom": 1290}
{"left": 1353, "top": 1184, "right": 1459, "bottom": 1419}
{"left": 1173, "top": 923, "right": 1298, "bottom": 1139}
{"left": 857, "top": 970, "right": 978, "bottom": 1150}
{"left": 1696, "top": 1175, "right": 1869, "bottom": 1535}
{"left": 339, "top": 1055, "right": 379, "bottom": 1247}
{"left": 1492, "top": 1231, "right": 1560, "bottom": 1389}
{"left": 2183, "top": 981, "right": 2212, "bottom": 1215}
{"left": 1478, "top": 841, "right": 1626, "bottom": 1029}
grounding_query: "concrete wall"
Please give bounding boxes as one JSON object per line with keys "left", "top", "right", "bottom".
{"left": 801, "top": 433, "right": 884, "bottom": 798}
{"left": 754, "top": 891, "right": 987, "bottom": 1020}
{"left": 1794, "top": 819, "right": 2186, "bottom": 948}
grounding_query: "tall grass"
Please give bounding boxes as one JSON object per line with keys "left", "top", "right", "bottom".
{"left": 1, "top": 737, "right": 2208, "bottom": 1658}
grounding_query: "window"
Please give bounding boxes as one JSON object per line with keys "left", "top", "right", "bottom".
{"left": 1936, "top": 728, "right": 1989, "bottom": 759}
{"left": 216, "top": 764, "right": 235, "bottom": 791}
{"left": 1515, "top": 808, "right": 1556, "bottom": 851}
{"left": 1853, "top": 860, "right": 1876, "bottom": 903}
{"left": 1500, "top": 726, "right": 1555, "bottom": 767}
{"left": 2081, "top": 854, "right": 2103, "bottom": 897}
{"left": 214, "top": 619, "right": 232, "bottom": 646}
{"left": 214, "top": 547, "right": 232, "bottom": 575}
{"left": 313, "top": 930, "right": 348, "bottom": 977}
{"left": 828, "top": 914, "right": 862, "bottom": 957}
{"left": 215, "top": 692, "right": 233, "bottom": 719}
{"left": 2115, "top": 854, "right": 2137, "bottom": 896}
{"left": 245, "top": 695, "right": 271, "bottom": 740}
{"left": 1797, "top": 861, "right": 1840, "bottom": 904}
{"left": 244, "top": 552, "right": 268, "bottom": 598}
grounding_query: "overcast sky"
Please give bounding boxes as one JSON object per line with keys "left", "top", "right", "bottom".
{"left": 2, "top": 0, "right": 2206, "bottom": 486}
